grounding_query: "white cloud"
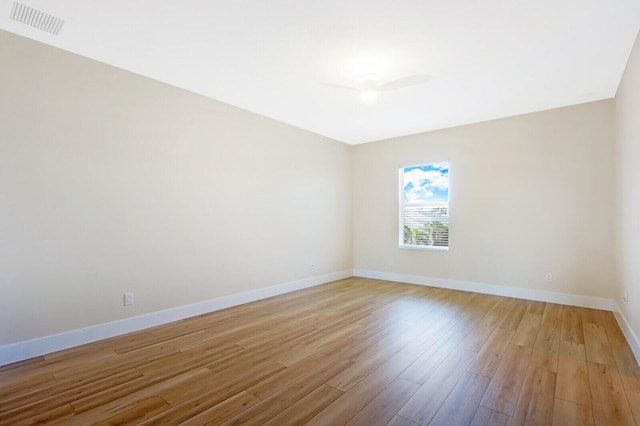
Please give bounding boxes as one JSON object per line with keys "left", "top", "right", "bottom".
{"left": 404, "top": 166, "right": 449, "bottom": 201}
{"left": 430, "top": 162, "right": 449, "bottom": 171}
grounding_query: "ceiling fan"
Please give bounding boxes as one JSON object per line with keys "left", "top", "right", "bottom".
{"left": 324, "top": 74, "right": 431, "bottom": 101}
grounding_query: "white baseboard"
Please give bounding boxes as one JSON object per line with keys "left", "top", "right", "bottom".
{"left": 613, "top": 303, "right": 640, "bottom": 367}
{"left": 353, "top": 269, "right": 615, "bottom": 311}
{"left": 0, "top": 270, "right": 352, "bottom": 366}
{"left": 5, "top": 269, "right": 637, "bottom": 368}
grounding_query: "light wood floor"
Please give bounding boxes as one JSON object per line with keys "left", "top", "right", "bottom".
{"left": 2, "top": 278, "right": 640, "bottom": 425}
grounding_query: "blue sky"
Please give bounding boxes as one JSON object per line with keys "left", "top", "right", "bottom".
{"left": 403, "top": 163, "right": 449, "bottom": 202}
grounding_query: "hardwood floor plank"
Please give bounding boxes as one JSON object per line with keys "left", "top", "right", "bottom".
{"left": 275, "top": 333, "right": 358, "bottom": 368}
{"left": 177, "top": 391, "right": 261, "bottom": 426}
{"left": 133, "top": 344, "right": 236, "bottom": 377}
{"left": 467, "top": 327, "right": 515, "bottom": 378}
{"left": 262, "top": 384, "right": 343, "bottom": 426}
{"left": 540, "top": 303, "right": 562, "bottom": 333}
{"left": 529, "top": 304, "right": 561, "bottom": 373}
{"left": 294, "top": 321, "right": 365, "bottom": 350}
{"left": 511, "top": 312, "right": 542, "bottom": 348}
{"left": 498, "top": 298, "right": 529, "bottom": 330}
{"left": 527, "top": 300, "right": 547, "bottom": 316}
{"left": 397, "top": 316, "right": 455, "bottom": 358}
{"left": 511, "top": 366, "right": 556, "bottom": 425}
{"left": 627, "top": 390, "right": 640, "bottom": 424}
{"left": 400, "top": 331, "right": 465, "bottom": 385}
{"left": 235, "top": 323, "right": 317, "bottom": 349}
{"left": 429, "top": 372, "right": 491, "bottom": 426}
{"left": 592, "top": 402, "right": 636, "bottom": 426}
{"left": 529, "top": 347, "right": 559, "bottom": 372}
{"left": 272, "top": 343, "right": 315, "bottom": 367}
{"left": 307, "top": 352, "right": 416, "bottom": 425}
{"left": 247, "top": 352, "right": 339, "bottom": 400}
{"left": 459, "top": 297, "right": 513, "bottom": 352}
{"left": 397, "top": 315, "right": 456, "bottom": 357}
{"left": 11, "top": 404, "right": 75, "bottom": 426}
{"left": 1, "top": 349, "right": 117, "bottom": 389}
{"left": 387, "top": 415, "right": 420, "bottom": 426}
{"left": 553, "top": 399, "right": 594, "bottom": 426}
{"left": 480, "top": 344, "right": 533, "bottom": 416}
{"left": 157, "top": 366, "right": 230, "bottom": 406}
{"left": 582, "top": 309, "right": 616, "bottom": 365}
{"left": 107, "top": 330, "right": 203, "bottom": 355}
{"left": 221, "top": 358, "right": 354, "bottom": 425}
{"left": 469, "top": 406, "right": 511, "bottom": 426}
{"left": 348, "top": 318, "right": 422, "bottom": 360}
{"left": 96, "top": 396, "right": 170, "bottom": 425}
{"left": 609, "top": 336, "right": 640, "bottom": 394}
{"left": 51, "top": 343, "right": 180, "bottom": 382}
{"left": 561, "top": 305, "right": 585, "bottom": 344}
{"left": 140, "top": 361, "right": 285, "bottom": 424}
{"left": 69, "top": 365, "right": 211, "bottom": 414}
{"left": 0, "top": 370, "right": 57, "bottom": 401}
{"left": 173, "top": 330, "right": 225, "bottom": 352}
{"left": 601, "top": 310, "right": 628, "bottom": 343}
{"left": 0, "top": 368, "right": 143, "bottom": 424}
{"left": 42, "top": 345, "right": 117, "bottom": 362}
{"left": 396, "top": 348, "right": 476, "bottom": 424}
{"left": 206, "top": 340, "right": 295, "bottom": 374}
{"left": 64, "top": 367, "right": 212, "bottom": 426}
{"left": 556, "top": 341, "right": 591, "bottom": 407}
{"left": 0, "top": 355, "right": 46, "bottom": 373}
{"left": 344, "top": 378, "right": 419, "bottom": 426}
{"left": 587, "top": 361, "right": 635, "bottom": 425}
{"left": 326, "top": 346, "right": 398, "bottom": 391}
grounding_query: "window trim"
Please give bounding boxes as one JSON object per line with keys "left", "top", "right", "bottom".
{"left": 398, "top": 163, "right": 450, "bottom": 251}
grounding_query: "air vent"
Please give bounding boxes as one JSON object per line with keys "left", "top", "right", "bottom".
{"left": 10, "top": 2, "right": 64, "bottom": 35}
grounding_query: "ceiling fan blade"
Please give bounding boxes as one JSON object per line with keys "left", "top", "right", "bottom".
{"left": 378, "top": 74, "right": 431, "bottom": 91}
{"left": 319, "top": 82, "right": 359, "bottom": 92}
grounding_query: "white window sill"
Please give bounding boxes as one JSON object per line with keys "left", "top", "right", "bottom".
{"left": 399, "top": 244, "right": 449, "bottom": 252}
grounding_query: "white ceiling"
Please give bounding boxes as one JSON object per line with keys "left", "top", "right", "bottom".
{"left": 1, "top": 0, "right": 639, "bottom": 144}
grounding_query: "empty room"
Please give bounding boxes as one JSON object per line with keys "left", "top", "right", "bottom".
{"left": 1, "top": 0, "right": 640, "bottom": 424}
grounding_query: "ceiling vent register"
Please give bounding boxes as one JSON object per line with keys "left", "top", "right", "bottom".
{"left": 10, "top": 2, "right": 64, "bottom": 35}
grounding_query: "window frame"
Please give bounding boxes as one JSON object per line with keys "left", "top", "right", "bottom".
{"left": 398, "top": 163, "right": 450, "bottom": 251}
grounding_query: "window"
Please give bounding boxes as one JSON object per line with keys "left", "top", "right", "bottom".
{"left": 400, "top": 163, "right": 449, "bottom": 250}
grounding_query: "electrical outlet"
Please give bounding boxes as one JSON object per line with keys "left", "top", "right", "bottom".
{"left": 544, "top": 273, "right": 554, "bottom": 283}
{"left": 124, "top": 292, "right": 134, "bottom": 306}
{"left": 623, "top": 295, "right": 629, "bottom": 304}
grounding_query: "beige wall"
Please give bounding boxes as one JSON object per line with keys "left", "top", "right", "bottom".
{"left": 353, "top": 101, "right": 616, "bottom": 298}
{"left": 615, "top": 31, "right": 640, "bottom": 340}
{"left": 1, "top": 26, "right": 634, "bottom": 353}
{"left": 0, "top": 31, "right": 353, "bottom": 346}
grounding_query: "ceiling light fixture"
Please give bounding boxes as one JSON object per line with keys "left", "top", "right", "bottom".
{"left": 323, "top": 73, "right": 431, "bottom": 102}
{"left": 358, "top": 74, "right": 380, "bottom": 102}
{"left": 360, "top": 89, "right": 379, "bottom": 101}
